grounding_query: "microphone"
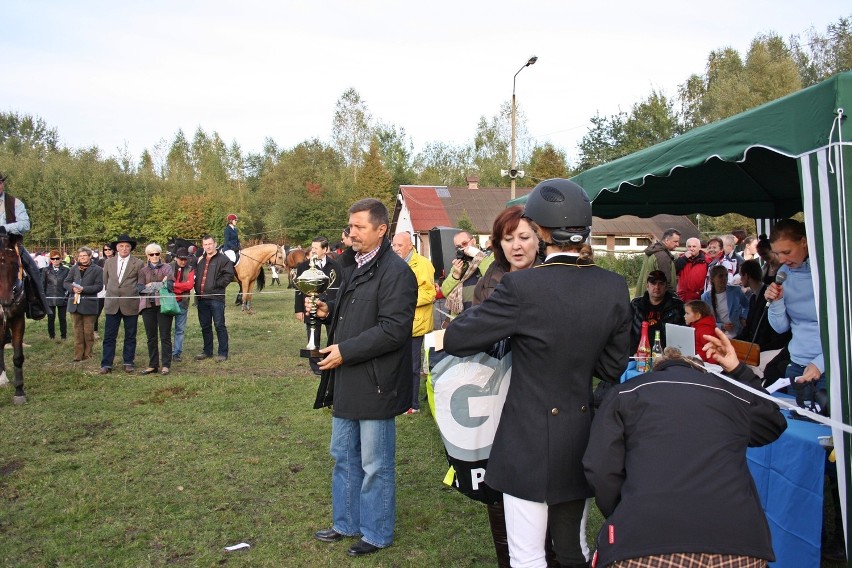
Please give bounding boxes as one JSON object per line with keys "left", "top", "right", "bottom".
{"left": 765, "top": 271, "right": 788, "bottom": 308}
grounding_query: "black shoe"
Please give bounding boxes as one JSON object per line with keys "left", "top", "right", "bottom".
{"left": 314, "top": 528, "right": 345, "bottom": 543}
{"left": 172, "top": 354, "right": 182, "bottom": 362}
{"left": 347, "top": 539, "right": 381, "bottom": 557}
{"left": 195, "top": 354, "right": 211, "bottom": 361}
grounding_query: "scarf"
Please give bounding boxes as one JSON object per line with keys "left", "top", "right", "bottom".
{"left": 445, "top": 251, "right": 486, "bottom": 315}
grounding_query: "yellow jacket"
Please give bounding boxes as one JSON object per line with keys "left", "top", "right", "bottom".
{"left": 408, "top": 250, "right": 436, "bottom": 337}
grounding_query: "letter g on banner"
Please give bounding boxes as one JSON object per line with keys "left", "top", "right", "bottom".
{"left": 431, "top": 352, "right": 512, "bottom": 462}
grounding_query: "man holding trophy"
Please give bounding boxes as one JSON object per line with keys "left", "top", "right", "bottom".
{"left": 303, "top": 198, "right": 417, "bottom": 557}
{"left": 294, "top": 236, "right": 340, "bottom": 375}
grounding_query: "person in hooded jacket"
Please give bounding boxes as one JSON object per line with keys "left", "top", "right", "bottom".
{"left": 634, "top": 228, "right": 680, "bottom": 297}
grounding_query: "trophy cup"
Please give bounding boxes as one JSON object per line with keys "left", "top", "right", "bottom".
{"left": 295, "top": 255, "right": 332, "bottom": 359}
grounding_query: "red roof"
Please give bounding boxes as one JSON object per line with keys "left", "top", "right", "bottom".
{"left": 399, "top": 186, "right": 451, "bottom": 230}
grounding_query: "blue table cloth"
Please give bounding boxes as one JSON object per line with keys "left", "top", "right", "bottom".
{"left": 747, "top": 408, "right": 829, "bottom": 568}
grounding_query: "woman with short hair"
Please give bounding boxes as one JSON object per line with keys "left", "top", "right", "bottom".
{"left": 64, "top": 247, "right": 103, "bottom": 362}
{"left": 138, "top": 243, "right": 174, "bottom": 375}
{"left": 42, "top": 248, "right": 69, "bottom": 341}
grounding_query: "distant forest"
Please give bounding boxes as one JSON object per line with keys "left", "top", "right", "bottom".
{"left": 1, "top": 16, "right": 850, "bottom": 252}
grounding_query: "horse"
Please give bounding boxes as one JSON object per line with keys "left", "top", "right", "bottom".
{"left": 234, "top": 243, "right": 286, "bottom": 313}
{"left": 166, "top": 236, "right": 199, "bottom": 263}
{"left": 0, "top": 233, "right": 28, "bottom": 405}
{"left": 284, "top": 247, "right": 306, "bottom": 289}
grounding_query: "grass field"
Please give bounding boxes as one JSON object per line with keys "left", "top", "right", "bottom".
{"left": 1, "top": 279, "right": 843, "bottom": 567}
{"left": 0, "top": 282, "right": 528, "bottom": 567}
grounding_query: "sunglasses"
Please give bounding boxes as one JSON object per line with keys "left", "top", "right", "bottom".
{"left": 147, "top": 253, "right": 161, "bottom": 257}
{"left": 50, "top": 257, "right": 61, "bottom": 261}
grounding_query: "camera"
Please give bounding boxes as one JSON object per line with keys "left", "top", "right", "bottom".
{"left": 455, "top": 248, "right": 472, "bottom": 262}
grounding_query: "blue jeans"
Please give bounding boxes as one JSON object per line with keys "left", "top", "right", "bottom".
{"left": 330, "top": 417, "right": 396, "bottom": 547}
{"left": 173, "top": 305, "right": 188, "bottom": 356}
{"left": 196, "top": 299, "right": 228, "bottom": 357}
{"left": 100, "top": 311, "right": 138, "bottom": 368}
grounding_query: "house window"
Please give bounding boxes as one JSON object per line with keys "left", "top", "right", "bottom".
{"left": 591, "top": 237, "right": 607, "bottom": 246}
{"left": 614, "top": 238, "right": 631, "bottom": 247}
{"left": 637, "top": 237, "right": 651, "bottom": 247}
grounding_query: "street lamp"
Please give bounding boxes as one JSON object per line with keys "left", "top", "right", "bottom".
{"left": 510, "top": 55, "right": 537, "bottom": 200}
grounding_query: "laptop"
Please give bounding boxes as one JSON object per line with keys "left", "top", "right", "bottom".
{"left": 665, "top": 323, "right": 697, "bottom": 358}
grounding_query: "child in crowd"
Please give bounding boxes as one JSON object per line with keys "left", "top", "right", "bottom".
{"left": 685, "top": 300, "right": 717, "bottom": 363}
{"left": 702, "top": 264, "right": 749, "bottom": 338}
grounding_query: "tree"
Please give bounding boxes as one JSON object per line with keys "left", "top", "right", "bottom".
{"left": 355, "top": 139, "right": 394, "bottom": 208}
{"left": 413, "top": 142, "right": 471, "bottom": 187}
{"left": 576, "top": 90, "right": 678, "bottom": 172}
{"left": 260, "top": 139, "right": 348, "bottom": 244}
{"left": 373, "top": 122, "right": 416, "bottom": 188}
{"left": 457, "top": 210, "right": 477, "bottom": 235}
{"left": 0, "top": 111, "right": 59, "bottom": 155}
{"left": 527, "top": 143, "right": 569, "bottom": 182}
{"left": 681, "top": 34, "right": 801, "bottom": 126}
{"left": 164, "top": 130, "right": 193, "bottom": 183}
{"left": 791, "top": 16, "right": 852, "bottom": 86}
{"left": 331, "top": 88, "right": 372, "bottom": 183}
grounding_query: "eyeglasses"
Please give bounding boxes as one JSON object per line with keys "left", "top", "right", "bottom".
{"left": 147, "top": 253, "right": 161, "bottom": 257}
{"left": 50, "top": 257, "right": 61, "bottom": 261}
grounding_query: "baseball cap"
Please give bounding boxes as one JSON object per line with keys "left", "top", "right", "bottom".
{"left": 647, "top": 270, "right": 667, "bottom": 284}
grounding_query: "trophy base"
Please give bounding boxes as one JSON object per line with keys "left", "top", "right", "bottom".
{"left": 300, "top": 348, "right": 323, "bottom": 358}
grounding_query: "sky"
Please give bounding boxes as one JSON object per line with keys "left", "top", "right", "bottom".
{"left": 3, "top": 0, "right": 850, "bottom": 167}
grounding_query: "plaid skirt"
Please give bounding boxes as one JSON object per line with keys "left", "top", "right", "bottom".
{"left": 607, "top": 553, "right": 767, "bottom": 568}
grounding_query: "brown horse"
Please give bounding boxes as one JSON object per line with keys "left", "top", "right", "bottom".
{"left": 285, "top": 247, "right": 306, "bottom": 288}
{"left": 234, "top": 243, "right": 286, "bottom": 313}
{"left": 0, "top": 233, "right": 27, "bottom": 404}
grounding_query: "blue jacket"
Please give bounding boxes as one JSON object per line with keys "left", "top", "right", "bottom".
{"left": 768, "top": 258, "right": 823, "bottom": 372}
{"left": 701, "top": 285, "right": 749, "bottom": 337}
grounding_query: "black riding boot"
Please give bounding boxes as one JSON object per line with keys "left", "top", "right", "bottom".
{"left": 486, "top": 501, "right": 511, "bottom": 568}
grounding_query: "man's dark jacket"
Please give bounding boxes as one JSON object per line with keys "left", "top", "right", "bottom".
{"left": 314, "top": 239, "right": 417, "bottom": 420}
{"left": 194, "top": 251, "right": 234, "bottom": 303}
{"left": 629, "top": 291, "right": 685, "bottom": 354}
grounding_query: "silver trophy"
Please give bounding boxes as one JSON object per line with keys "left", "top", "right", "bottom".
{"left": 295, "top": 255, "right": 332, "bottom": 358}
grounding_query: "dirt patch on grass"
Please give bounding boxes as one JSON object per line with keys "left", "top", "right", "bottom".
{"left": 0, "top": 460, "right": 23, "bottom": 477}
{"left": 133, "top": 386, "right": 199, "bottom": 405}
{"left": 84, "top": 420, "right": 113, "bottom": 436}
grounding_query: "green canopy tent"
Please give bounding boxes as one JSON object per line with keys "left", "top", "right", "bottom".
{"left": 511, "top": 71, "right": 852, "bottom": 555}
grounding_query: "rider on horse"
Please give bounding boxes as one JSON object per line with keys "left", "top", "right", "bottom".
{"left": 0, "top": 173, "right": 48, "bottom": 321}
{"left": 223, "top": 214, "right": 242, "bottom": 305}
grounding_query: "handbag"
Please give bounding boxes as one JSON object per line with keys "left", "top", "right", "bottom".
{"left": 158, "top": 288, "right": 181, "bottom": 315}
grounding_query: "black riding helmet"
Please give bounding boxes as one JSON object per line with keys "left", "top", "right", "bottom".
{"left": 523, "top": 178, "right": 592, "bottom": 245}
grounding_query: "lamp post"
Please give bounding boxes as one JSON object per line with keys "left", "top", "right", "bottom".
{"left": 510, "top": 55, "right": 537, "bottom": 200}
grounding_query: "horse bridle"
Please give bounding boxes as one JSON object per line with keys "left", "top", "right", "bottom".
{"left": 238, "top": 245, "right": 287, "bottom": 269}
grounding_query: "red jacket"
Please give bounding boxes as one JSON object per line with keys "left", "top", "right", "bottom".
{"left": 690, "top": 314, "right": 718, "bottom": 363}
{"left": 675, "top": 252, "right": 708, "bottom": 302}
